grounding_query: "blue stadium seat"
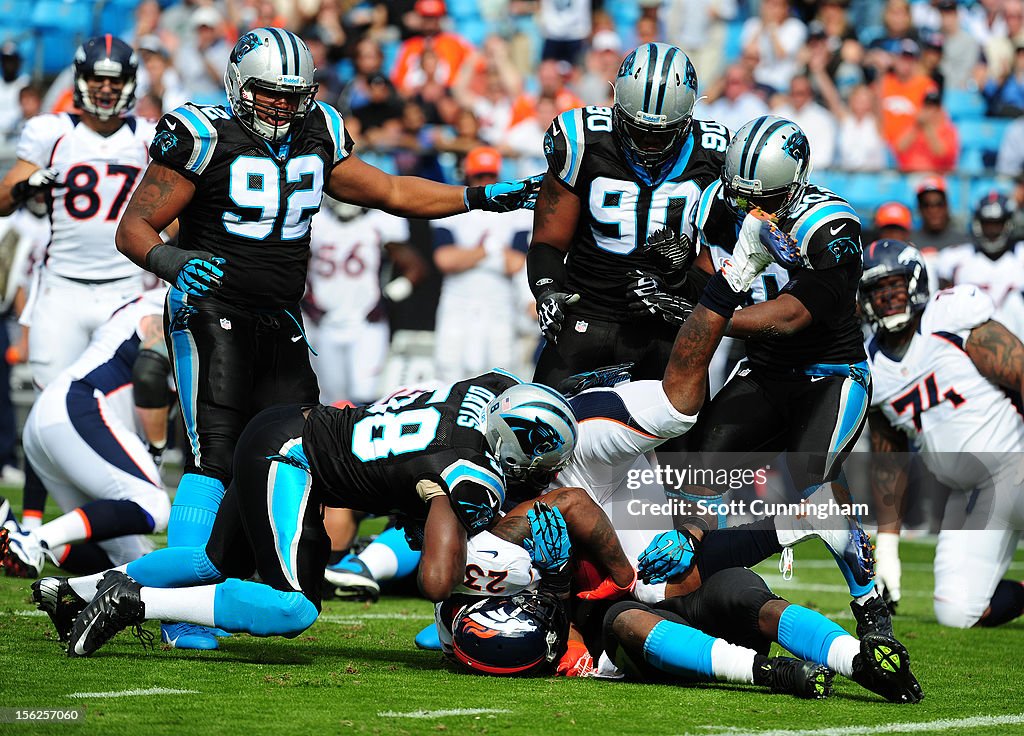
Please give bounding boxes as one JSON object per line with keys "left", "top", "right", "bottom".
{"left": 605, "top": 0, "right": 640, "bottom": 34}
{"left": 967, "top": 177, "right": 1010, "bottom": 208}
{"left": 944, "top": 89, "right": 986, "bottom": 121}
{"left": 96, "top": 0, "right": 139, "bottom": 37}
{"left": 459, "top": 18, "right": 490, "bottom": 47}
{"left": 723, "top": 20, "right": 745, "bottom": 67}
{"left": 0, "top": 0, "right": 34, "bottom": 35}
{"left": 446, "top": 0, "right": 480, "bottom": 22}
{"left": 957, "top": 118, "right": 1012, "bottom": 171}
{"left": 30, "top": 0, "right": 91, "bottom": 34}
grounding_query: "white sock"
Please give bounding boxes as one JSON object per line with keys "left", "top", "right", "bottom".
{"left": 67, "top": 566, "right": 128, "bottom": 600}
{"left": 826, "top": 634, "right": 860, "bottom": 677}
{"left": 20, "top": 514, "right": 42, "bottom": 531}
{"left": 710, "top": 639, "right": 756, "bottom": 684}
{"left": 140, "top": 585, "right": 216, "bottom": 625}
{"left": 774, "top": 484, "right": 848, "bottom": 552}
{"left": 854, "top": 587, "right": 879, "bottom": 606}
{"left": 359, "top": 542, "right": 398, "bottom": 582}
{"left": 36, "top": 510, "right": 88, "bottom": 549}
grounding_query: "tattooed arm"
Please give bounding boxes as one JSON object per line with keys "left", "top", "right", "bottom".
{"left": 526, "top": 173, "right": 579, "bottom": 295}
{"left": 661, "top": 302, "right": 733, "bottom": 415}
{"left": 868, "top": 409, "right": 909, "bottom": 534}
{"left": 114, "top": 162, "right": 195, "bottom": 270}
{"left": 966, "top": 319, "right": 1024, "bottom": 396}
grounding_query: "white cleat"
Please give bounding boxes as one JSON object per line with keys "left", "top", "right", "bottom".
{"left": 0, "top": 527, "right": 47, "bottom": 578}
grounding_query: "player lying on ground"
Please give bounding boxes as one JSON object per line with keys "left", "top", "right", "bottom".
{"left": 860, "top": 239, "right": 1024, "bottom": 628}
{"left": 33, "top": 376, "right": 577, "bottom": 656}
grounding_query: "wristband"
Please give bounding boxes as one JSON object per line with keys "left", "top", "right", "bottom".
{"left": 699, "top": 271, "right": 747, "bottom": 318}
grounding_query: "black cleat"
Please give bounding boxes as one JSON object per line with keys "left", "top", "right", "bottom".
{"left": 851, "top": 592, "right": 895, "bottom": 638}
{"left": 32, "top": 577, "right": 86, "bottom": 643}
{"left": 67, "top": 571, "right": 153, "bottom": 658}
{"left": 754, "top": 655, "right": 834, "bottom": 699}
{"left": 851, "top": 634, "right": 924, "bottom": 704}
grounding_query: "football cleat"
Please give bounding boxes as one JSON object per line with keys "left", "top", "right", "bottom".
{"left": 324, "top": 555, "right": 380, "bottom": 602}
{"left": 0, "top": 527, "right": 47, "bottom": 578}
{"left": 32, "top": 576, "right": 87, "bottom": 643}
{"left": 754, "top": 655, "right": 834, "bottom": 699}
{"left": 851, "top": 592, "right": 895, "bottom": 638}
{"left": 0, "top": 495, "right": 20, "bottom": 532}
{"left": 161, "top": 622, "right": 219, "bottom": 650}
{"left": 414, "top": 623, "right": 442, "bottom": 651}
{"left": 851, "top": 634, "right": 924, "bottom": 704}
{"left": 67, "top": 571, "right": 153, "bottom": 657}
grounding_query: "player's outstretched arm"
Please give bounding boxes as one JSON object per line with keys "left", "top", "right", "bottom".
{"left": 115, "top": 162, "right": 195, "bottom": 269}
{"left": 966, "top": 318, "right": 1024, "bottom": 397}
{"left": 418, "top": 495, "right": 468, "bottom": 602}
{"left": 326, "top": 154, "right": 539, "bottom": 219}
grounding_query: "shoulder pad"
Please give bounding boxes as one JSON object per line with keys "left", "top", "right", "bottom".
{"left": 15, "top": 113, "right": 73, "bottom": 167}
{"left": 926, "top": 283, "right": 995, "bottom": 335}
{"left": 790, "top": 195, "right": 862, "bottom": 269}
{"left": 313, "top": 101, "right": 355, "bottom": 164}
{"left": 544, "top": 108, "right": 587, "bottom": 190}
{"left": 442, "top": 457, "right": 505, "bottom": 535}
{"left": 151, "top": 104, "right": 224, "bottom": 176}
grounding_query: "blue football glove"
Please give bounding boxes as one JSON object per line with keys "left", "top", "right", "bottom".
{"left": 556, "top": 362, "right": 634, "bottom": 398}
{"left": 465, "top": 174, "right": 544, "bottom": 212}
{"left": 523, "top": 501, "right": 570, "bottom": 573}
{"left": 175, "top": 255, "right": 226, "bottom": 297}
{"left": 758, "top": 220, "right": 802, "bottom": 269}
{"left": 637, "top": 529, "right": 699, "bottom": 585}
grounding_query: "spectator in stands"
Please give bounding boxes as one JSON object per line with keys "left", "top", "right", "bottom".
{"left": 811, "top": 0, "right": 864, "bottom": 94}
{"left": 984, "top": 0, "right": 1024, "bottom": 85}
{"left": 702, "top": 64, "right": 770, "bottom": 134}
{"left": 631, "top": 15, "right": 660, "bottom": 49}
{"left": 509, "top": 59, "right": 581, "bottom": 130}
{"left": 741, "top": 0, "right": 808, "bottom": 94}
{"left": 577, "top": 30, "right": 622, "bottom": 107}
{"left": 774, "top": 75, "right": 837, "bottom": 169}
{"left": 174, "top": 6, "right": 231, "bottom": 105}
{"left": 135, "top": 91, "right": 162, "bottom": 121}
{"left": 504, "top": 94, "right": 559, "bottom": 178}
{"left": 664, "top": 0, "right": 737, "bottom": 86}
{"left": 912, "top": 176, "right": 966, "bottom": 250}
{"left": 4, "top": 85, "right": 41, "bottom": 146}
{"left": 964, "top": 0, "right": 1010, "bottom": 46}
{"left": 351, "top": 74, "right": 406, "bottom": 148}
{"left": 799, "top": 19, "right": 864, "bottom": 100}
{"left": 337, "top": 38, "right": 386, "bottom": 117}
{"left": 435, "top": 106, "right": 488, "bottom": 164}
{"left": 0, "top": 43, "right": 28, "bottom": 144}
{"left": 392, "top": 0, "right": 476, "bottom": 95}
{"left": 879, "top": 39, "right": 938, "bottom": 150}
{"left": 136, "top": 36, "right": 188, "bottom": 114}
{"left": 983, "top": 42, "right": 1024, "bottom": 117}
{"left": 996, "top": 115, "right": 1024, "bottom": 177}
{"left": 129, "top": 0, "right": 179, "bottom": 54}
{"left": 873, "top": 201, "right": 914, "bottom": 242}
{"left": 919, "top": 31, "right": 945, "bottom": 95}
{"left": 452, "top": 36, "right": 523, "bottom": 146}
{"left": 391, "top": 100, "right": 446, "bottom": 181}
{"left": 305, "top": 29, "right": 344, "bottom": 102}
{"left": 538, "top": 0, "right": 592, "bottom": 63}
{"left": 892, "top": 89, "right": 958, "bottom": 173}
{"left": 867, "top": 0, "right": 919, "bottom": 55}
{"left": 936, "top": 0, "right": 981, "bottom": 91}
{"left": 816, "top": 75, "right": 887, "bottom": 171}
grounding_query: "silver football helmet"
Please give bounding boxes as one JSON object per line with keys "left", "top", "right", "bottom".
{"left": 613, "top": 43, "right": 698, "bottom": 172}
{"left": 723, "top": 115, "right": 811, "bottom": 217}
{"left": 224, "top": 28, "right": 318, "bottom": 142}
{"left": 485, "top": 383, "right": 577, "bottom": 493}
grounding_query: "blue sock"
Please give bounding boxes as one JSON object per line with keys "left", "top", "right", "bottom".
{"left": 213, "top": 578, "right": 318, "bottom": 637}
{"left": 777, "top": 604, "right": 848, "bottom": 664}
{"left": 168, "top": 474, "right": 225, "bottom": 548}
{"left": 78, "top": 499, "right": 154, "bottom": 540}
{"left": 126, "top": 546, "right": 223, "bottom": 587}
{"left": 375, "top": 527, "right": 421, "bottom": 578}
{"left": 642, "top": 619, "right": 716, "bottom": 679}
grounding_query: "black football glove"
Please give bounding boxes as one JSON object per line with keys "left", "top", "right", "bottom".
{"left": 639, "top": 226, "right": 692, "bottom": 284}
{"left": 627, "top": 269, "right": 694, "bottom": 326}
{"left": 537, "top": 289, "right": 580, "bottom": 343}
{"left": 11, "top": 167, "right": 59, "bottom": 204}
{"left": 556, "top": 362, "right": 635, "bottom": 398}
{"left": 465, "top": 174, "right": 544, "bottom": 212}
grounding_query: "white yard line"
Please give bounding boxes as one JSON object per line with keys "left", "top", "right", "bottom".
{"left": 760, "top": 574, "right": 931, "bottom": 597}
{"left": 318, "top": 612, "right": 433, "bottom": 625}
{"left": 378, "top": 708, "right": 511, "bottom": 719}
{"left": 68, "top": 688, "right": 198, "bottom": 699}
{"left": 689, "top": 713, "right": 1024, "bottom": 736}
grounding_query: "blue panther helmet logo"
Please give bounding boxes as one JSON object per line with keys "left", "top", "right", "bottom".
{"left": 782, "top": 130, "right": 809, "bottom": 164}
{"left": 828, "top": 235, "right": 861, "bottom": 263}
{"left": 505, "top": 416, "right": 564, "bottom": 458}
{"left": 231, "top": 32, "right": 262, "bottom": 63}
{"left": 153, "top": 130, "right": 178, "bottom": 154}
{"left": 683, "top": 58, "right": 698, "bottom": 91}
{"left": 617, "top": 50, "right": 637, "bottom": 79}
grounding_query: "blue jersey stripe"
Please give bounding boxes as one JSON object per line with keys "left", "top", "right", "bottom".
{"left": 793, "top": 201, "right": 859, "bottom": 247}
{"left": 173, "top": 106, "right": 216, "bottom": 173}
{"left": 315, "top": 101, "right": 348, "bottom": 162}
{"left": 442, "top": 461, "right": 506, "bottom": 504}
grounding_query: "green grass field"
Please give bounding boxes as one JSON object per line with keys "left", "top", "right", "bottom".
{"left": 1, "top": 496, "right": 1022, "bottom": 736}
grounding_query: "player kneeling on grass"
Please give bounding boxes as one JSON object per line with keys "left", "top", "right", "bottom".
{"left": 33, "top": 376, "right": 577, "bottom": 657}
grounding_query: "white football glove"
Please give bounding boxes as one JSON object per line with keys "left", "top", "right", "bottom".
{"left": 873, "top": 531, "right": 902, "bottom": 609}
{"left": 721, "top": 212, "right": 776, "bottom": 293}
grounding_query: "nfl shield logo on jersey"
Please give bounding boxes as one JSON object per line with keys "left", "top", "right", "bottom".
{"left": 219, "top": 318, "right": 232, "bottom": 330}
{"left": 575, "top": 320, "right": 588, "bottom": 333}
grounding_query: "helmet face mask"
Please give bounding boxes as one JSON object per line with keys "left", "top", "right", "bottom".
{"left": 859, "top": 239, "right": 930, "bottom": 333}
{"left": 722, "top": 115, "right": 811, "bottom": 218}
{"left": 225, "top": 29, "right": 318, "bottom": 143}
{"left": 485, "top": 383, "right": 578, "bottom": 494}
{"left": 73, "top": 36, "right": 138, "bottom": 121}
{"left": 972, "top": 192, "right": 1015, "bottom": 256}
{"left": 612, "top": 43, "right": 698, "bottom": 175}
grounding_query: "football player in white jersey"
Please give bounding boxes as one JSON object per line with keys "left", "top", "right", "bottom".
{"left": 433, "top": 147, "right": 532, "bottom": 383}
{"left": 933, "top": 192, "right": 1024, "bottom": 338}
{"left": 0, "top": 35, "right": 153, "bottom": 389}
{"left": 862, "top": 239, "right": 1024, "bottom": 628}
{"left": 0, "top": 289, "right": 171, "bottom": 582}
{"left": 306, "top": 197, "right": 418, "bottom": 405}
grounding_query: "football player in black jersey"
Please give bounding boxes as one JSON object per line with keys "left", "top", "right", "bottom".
{"left": 114, "top": 28, "right": 539, "bottom": 649}
{"left": 43, "top": 376, "right": 577, "bottom": 656}
{"left": 527, "top": 42, "right": 731, "bottom": 387}
{"left": 634, "top": 115, "right": 893, "bottom": 638}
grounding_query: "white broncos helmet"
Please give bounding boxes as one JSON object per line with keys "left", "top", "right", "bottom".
{"left": 224, "top": 28, "right": 318, "bottom": 142}
{"left": 485, "top": 383, "right": 578, "bottom": 493}
{"left": 612, "top": 42, "right": 698, "bottom": 172}
{"left": 723, "top": 115, "right": 811, "bottom": 217}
